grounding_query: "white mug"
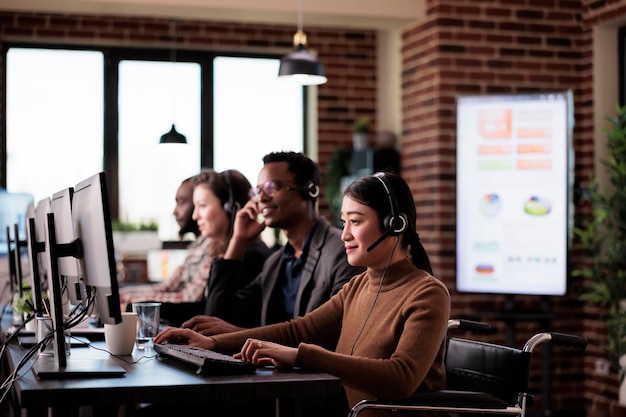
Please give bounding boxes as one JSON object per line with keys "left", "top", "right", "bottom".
{"left": 104, "top": 311, "right": 138, "bottom": 355}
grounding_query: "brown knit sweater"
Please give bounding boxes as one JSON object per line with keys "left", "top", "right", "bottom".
{"left": 212, "top": 257, "right": 451, "bottom": 415}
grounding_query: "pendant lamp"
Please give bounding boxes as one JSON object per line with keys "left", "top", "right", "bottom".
{"left": 159, "top": 20, "right": 187, "bottom": 144}
{"left": 278, "top": 0, "right": 327, "bottom": 86}
{"left": 160, "top": 124, "right": 186, "bottom": 144}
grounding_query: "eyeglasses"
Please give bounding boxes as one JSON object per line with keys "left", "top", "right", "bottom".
{"left": 253, "top": 180, "right": 301, "bottom": 197}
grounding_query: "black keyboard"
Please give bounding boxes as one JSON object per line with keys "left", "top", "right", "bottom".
{"left": 154, "top": 342, "right": 256, "bottom": 375}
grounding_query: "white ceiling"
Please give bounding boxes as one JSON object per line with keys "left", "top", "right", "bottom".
{"left": 0, "top": 0, "right": 425, "bottom": 30}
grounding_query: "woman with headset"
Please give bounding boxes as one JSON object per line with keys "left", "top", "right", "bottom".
{"left": 119, "top": 169, "right": 272, "bottom": 324}
{"left": 155, "top": 171, "right": 451, "bottom": 417}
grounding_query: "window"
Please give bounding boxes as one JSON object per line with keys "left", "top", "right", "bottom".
{"left": 4, "top": 46, "right": 304, "bottom": 241}
{"left": 6, "top": 48, "right": 104, "bottom": 202}
{"left": 118, "top": 60, "right": 201, "bottom": 239}
{"left": 213, "top": 56, "right": 304, "bottom": 184}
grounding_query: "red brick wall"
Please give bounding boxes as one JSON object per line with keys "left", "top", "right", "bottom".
{"left": 401, "top": 2, "right": 586, "bottom": 414}
{"left": 3, "top": 1, "right": 626, "bottom": 414}
{"left": 401, "top": 1, "right": 625, "bottom": 416}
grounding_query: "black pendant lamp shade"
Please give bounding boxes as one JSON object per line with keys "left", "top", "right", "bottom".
{"left": 159, "top": 20, "right": 187, "bottom": 145}
{"left": 278, "top": 0, "right": 327, "bottom": 88}
{"left": 159, "top": 124, "right": 187, "bottom": 144}
{"left": 278, "top": 31, "right": 327, "bottom": 86}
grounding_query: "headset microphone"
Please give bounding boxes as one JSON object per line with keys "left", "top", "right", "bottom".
{"left": 366, "top": 227, "right": 396, "bottom": 252}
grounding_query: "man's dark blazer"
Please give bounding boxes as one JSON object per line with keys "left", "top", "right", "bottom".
{"left": 204, "top": 216, "right": 364, "bottom": 327}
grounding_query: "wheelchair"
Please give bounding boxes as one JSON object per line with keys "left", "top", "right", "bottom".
{"left": 348, "top": 319, "right": 587, "bottom": 417}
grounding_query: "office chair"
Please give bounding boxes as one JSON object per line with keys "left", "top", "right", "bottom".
{"left": 447, "top": 318, "right": 491, "bottom": 334}
{"left": 347, "top": 325, "right": 587, "bottom": 417}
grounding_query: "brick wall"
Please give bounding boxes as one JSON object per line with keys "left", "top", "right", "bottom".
{"left": 3, "top": 0, "right": 626, "bottom": 415}
{"left": 401, "top": 1, "right": 625, "bottom": 416}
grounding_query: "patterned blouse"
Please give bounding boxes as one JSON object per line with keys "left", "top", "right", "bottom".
{"left": 118, "top": 236, "right": 216, "bottom": 311}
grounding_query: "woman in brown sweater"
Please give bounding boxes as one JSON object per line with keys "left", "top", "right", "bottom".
{"left": 155, "top": 171, "right": 451, "bottom": 416}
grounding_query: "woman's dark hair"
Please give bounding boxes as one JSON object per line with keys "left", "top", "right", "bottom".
{"left": 262, "top": 151, "right": 320, "bottom": 201}
{"left": 343, "top": 172, "right": 433, "bottom": 275}
{"left": 177, "top": 176, "right": 200, "bottom": 238}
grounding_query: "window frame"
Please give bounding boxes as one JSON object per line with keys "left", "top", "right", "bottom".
{"left": 1, "top": 42, "right": 308, "bottom": 220}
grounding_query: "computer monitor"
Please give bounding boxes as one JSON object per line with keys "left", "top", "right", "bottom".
{"left": 71, "top": 172, "right": 122, "bottom": 326}
{"left": 0, "top": 189, "right": 33, "bottom": 309}
{"left": 35, "top": 173, "right": 125, "bottom": 378}
{"left": 27, "top": 198, "right": 52, "bottom": 316}
{"left": 49, "top": 188, "right": 86, "bottom": 307}
{"left": 0, "top": 190, "right": 34, "bottom": 256}
{"left": 25, "top": 201, "right": 47, "bottom": 316}
{"left": 3, "top": 221, "right": 30, "bottom": 328}
{"left": 5, "top": 223, "right": 27, "bottom": 302}
{"left": 12, "top": 223, "right": 27, "bottom": 301}
{"left": 5, "top": 226, "right": 16, "bottom": 295}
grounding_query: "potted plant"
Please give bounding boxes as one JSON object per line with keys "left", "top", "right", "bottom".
{"left": 353, "top": 116, "right": 370, "bottom": 150}
{"left": 324, "top": 147, "right": 352, "bottom": 226}
{"left": 12, "top": 284, "right": 37, "bottom": 331}
{"left": 574, "top": 103, "right": 626, "bottom": 390}
{"left": 112, "top": 220, "right": 160, "bottom": 256}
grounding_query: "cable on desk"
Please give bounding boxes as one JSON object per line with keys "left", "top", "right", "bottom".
{"left": 0, "top": 313, "right": 36, "bottom": 360}
{"left": 0, "top": 282, "right": 12, "bottom": 322}
{"left": 0, "top": 331, "right": 52, "bottom": 406}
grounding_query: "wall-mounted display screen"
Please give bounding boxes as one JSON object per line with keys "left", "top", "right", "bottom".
{"left": 456, "top": 91, "right": 574, "bottom": 296}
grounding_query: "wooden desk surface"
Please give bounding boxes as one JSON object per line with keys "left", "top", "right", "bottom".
{"left": 6, "top": 339, "right": 342, "bottom": 410}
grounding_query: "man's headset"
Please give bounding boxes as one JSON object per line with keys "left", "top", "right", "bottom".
{"left": 366, "top": 172, "right": 408, "bottom": 252}
{"left": 286, "top": 181, "right": 320, "bottom": 200}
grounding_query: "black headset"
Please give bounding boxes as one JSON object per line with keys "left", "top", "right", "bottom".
{"left": 222, "top": 170, "right": 241, "bottom": 217}
{"left": 366, "top": 172, "right": 408, "bottom": 252}
{"left": 286, "top": 180, "right": 320, "bottom": 200}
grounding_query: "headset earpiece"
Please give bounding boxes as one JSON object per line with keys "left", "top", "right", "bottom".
{"left": 225, "top": 200, "right": 241, "bottom": 215}
{"left": 367, "top": 172, "right": 407, "bottom": 252}
{"left": 305, "top": 181, "right": 320, "bottom": 200}
{"left": 222, "top": 171, "right": 240, "bottom": 216}
{"left": 287, "top": 181, "right": 320, "bottom": 200}
{"left": 384, "top": 212, "right": 408, "bottom": 235}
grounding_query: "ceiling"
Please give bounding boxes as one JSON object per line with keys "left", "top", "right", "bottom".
{"left": 0, "top": 0, "right": 425, "bottom": 30}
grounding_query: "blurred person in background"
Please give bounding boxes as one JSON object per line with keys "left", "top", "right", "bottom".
{"left": 119, "top": 170, "right": 272, "bottom": 326}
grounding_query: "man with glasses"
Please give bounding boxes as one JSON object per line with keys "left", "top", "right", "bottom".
{"left": 181, "top": 151, "right": 364, "bottom": 334}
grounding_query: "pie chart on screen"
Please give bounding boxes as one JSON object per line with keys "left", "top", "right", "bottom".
{"left": 480, "top": 193, "right": 501, "bottom": 217}
{"left": 524, "top": 196, "right": 551, "bottom": 216}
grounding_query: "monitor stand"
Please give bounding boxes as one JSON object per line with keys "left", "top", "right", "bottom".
{"left": 34, "top": 354, "right": 126, "bottom": 379}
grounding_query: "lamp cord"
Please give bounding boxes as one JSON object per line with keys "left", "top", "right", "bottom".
{"left": 297, "top": 0, "right": 303, "bottom": 32}
{"left": 168, "top": 20, "right": 177, "bottom": 124}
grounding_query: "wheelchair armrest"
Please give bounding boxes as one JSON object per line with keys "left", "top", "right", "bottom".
{"left": 403, "top": 390, "right": 508, "bottom": 409}
{"left": 347, "top": 390, "right": 509, "bottom": 417}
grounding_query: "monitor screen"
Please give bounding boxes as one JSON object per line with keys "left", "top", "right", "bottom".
{"left": 25, "top": 201, "right": 46, "bottom": 316}
{"left": 49, "top": 188, "right": 86, "bottom": 306}
{"left": 5, "top": 225, "right": 16, "bottom": 296}
{"left": 71, "top": 172, "right": 122, "bottom": 325}
{"left": 455, "top": 91, "right": 574, "bottom": 296}
{"left": 25, "top": 198, "right": 52, "bottom": 316}
{"left": 0, "top": 190, "right": 34, "bottom": 256}
{"left": 8, "top": 219, "right": 33, "bottom": 306}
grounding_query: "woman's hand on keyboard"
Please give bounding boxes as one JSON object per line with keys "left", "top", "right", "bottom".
{"left": 153, "top": 327, "right": 217, "bottom": 350}
{"left": 181, "top": 315, "right": 245, "bottom": 336}
{"left": 235, "top": 338, "right": 297, "bottom": 368}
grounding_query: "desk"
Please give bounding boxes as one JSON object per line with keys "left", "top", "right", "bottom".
{"left": 4, "top": 339, "right": 342, "bottom": 417}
